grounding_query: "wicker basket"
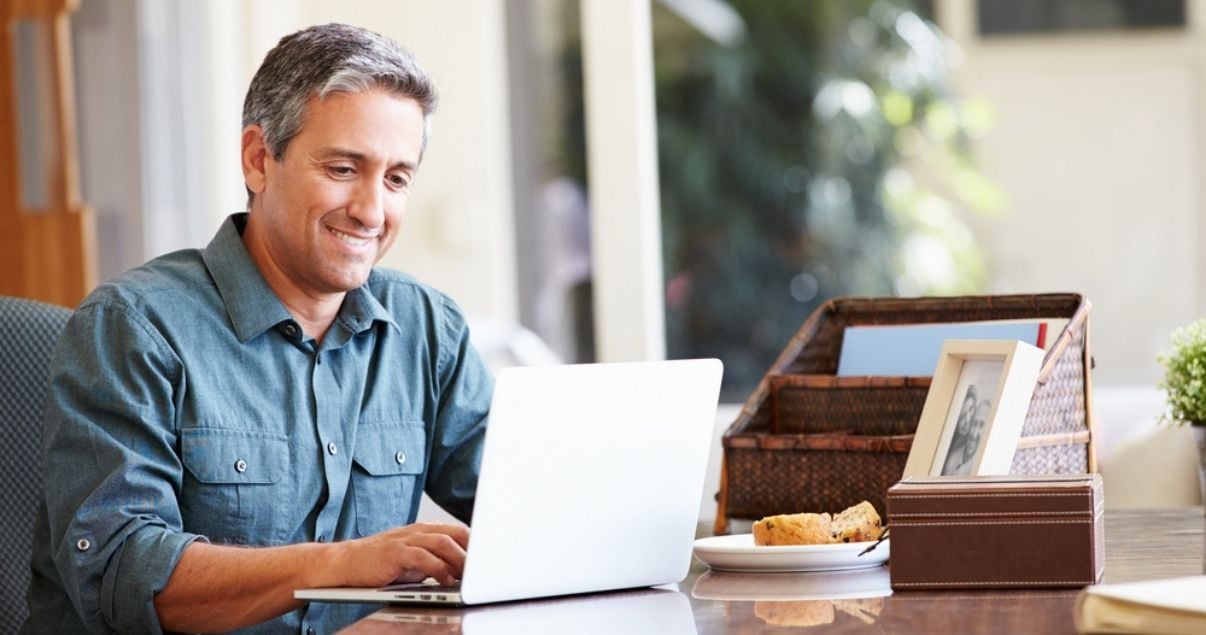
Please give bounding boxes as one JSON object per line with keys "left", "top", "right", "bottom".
{"left": 715, "top": 293, "right": 1096, "bottom": 534}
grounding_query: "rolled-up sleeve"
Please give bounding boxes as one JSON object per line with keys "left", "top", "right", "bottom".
{"left": 42, "top": 301, "right": 203, "bottom": 633}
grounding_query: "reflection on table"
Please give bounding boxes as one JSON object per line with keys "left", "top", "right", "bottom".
{"left": 334, "top": 509, "right": 1202, "bottom": 634}
{"left": 692, "top": 566, "right": 889, "bottom": 630}
{"left": 336, "top": 587, "right": 695, "bottom": 634}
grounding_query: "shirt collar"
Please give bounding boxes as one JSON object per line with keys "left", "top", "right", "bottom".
{"left": 202, "top": 213, "right": 399, "bottom": 343}
{"left": 343, "top": 281, "right": 397, "bottom": 330}
{"left": 202, "top": 214, "right": 293, "bottom": 342}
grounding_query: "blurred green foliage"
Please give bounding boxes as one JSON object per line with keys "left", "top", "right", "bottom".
{"left": 1158, "top": 319, "right": 1206, "bottom": 427}
{"left": 653, "top": 0, "right": 999, "bottom": 400}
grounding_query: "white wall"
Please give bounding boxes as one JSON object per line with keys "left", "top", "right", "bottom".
{"left": 937, "top": 1, "right": 1205, "bottom": 385}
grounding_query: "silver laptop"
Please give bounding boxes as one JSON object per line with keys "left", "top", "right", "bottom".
{"left": 295, "top": 358, "right": 723, "bottom": 606}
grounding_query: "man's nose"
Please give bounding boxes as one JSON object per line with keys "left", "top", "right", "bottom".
{"left": 349, "top": 180, "right": 386, "bottom": 228}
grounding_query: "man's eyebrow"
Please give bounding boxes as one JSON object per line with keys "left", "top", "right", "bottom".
{"left": 314, "top": 147, "right": 366, "bottom": 161}
{"left": 313, "top": 147, "right": 416, "bottom": 171}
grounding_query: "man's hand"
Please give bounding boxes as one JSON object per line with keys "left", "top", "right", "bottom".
{"left": 336, "top": 522, "right": 470, "bottom": 588}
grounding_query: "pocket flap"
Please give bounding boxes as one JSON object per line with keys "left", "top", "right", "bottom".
{"left": 182, "top": 428, "right": 288, "bottom": 484}
{"left": 353, "top": 422, "right": 426, "bottom": 476}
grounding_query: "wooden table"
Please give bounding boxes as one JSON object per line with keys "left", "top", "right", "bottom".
{"left": 337, "top": 508, "right": 1203, "bottom": 634}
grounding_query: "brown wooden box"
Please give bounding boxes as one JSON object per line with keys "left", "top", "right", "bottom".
{"left": 887, "top": 474, "right": 1105, "bottom": 590}
{"left": 715, "top": 293, "right": 1097, "bottom": 534}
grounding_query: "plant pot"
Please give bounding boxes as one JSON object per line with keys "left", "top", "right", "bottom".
{"left": 1196, "top": 426, "right": 1206, "bottom": 508}
{"left": 1197, "top": 427, "right": 1206, "bottom": 575}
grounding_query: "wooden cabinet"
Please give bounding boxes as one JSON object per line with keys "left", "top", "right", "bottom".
{"left": 1, "top": 0, "right": 96, "bottom": 307}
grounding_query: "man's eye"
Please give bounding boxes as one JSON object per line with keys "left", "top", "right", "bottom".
{"left": 386, "top": 174, "right": 409, "bottom": 189}
{"left": 328, "top": 165, "right": 355, "bottom": 177}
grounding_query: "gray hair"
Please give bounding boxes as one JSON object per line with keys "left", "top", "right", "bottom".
{"left": 242, "top": 23, "right": 438, "bottom": 163}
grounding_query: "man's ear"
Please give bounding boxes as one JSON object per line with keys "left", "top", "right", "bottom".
{"left": 242, "top": 125, "right": 269, "bottom": 195}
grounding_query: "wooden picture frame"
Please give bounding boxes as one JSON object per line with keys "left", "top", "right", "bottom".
{"left": 904, "top": 340, "right": 1045, "bottom": 477}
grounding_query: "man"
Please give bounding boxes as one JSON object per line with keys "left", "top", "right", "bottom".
{"left": 962, "top": 401, "right": 992, "bottom": 465}
{"left": 26, "top": 24, "right": 492, "bottom": 633}
{"left": 942, "top": 386, "right": 978, "bottom": 475}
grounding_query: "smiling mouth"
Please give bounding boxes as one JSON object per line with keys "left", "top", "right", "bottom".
{"left": 329, "top": 227, "right": 374, "bottom": 248}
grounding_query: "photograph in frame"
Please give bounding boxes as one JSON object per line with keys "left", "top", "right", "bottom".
{"left": 903, "top": 340, "right": 1046, "bottom": 477}
{"left": 933, "top": 359, "right": 1005, "bottom": 475}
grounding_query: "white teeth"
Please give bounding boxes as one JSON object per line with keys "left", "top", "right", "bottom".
{"left": 331, "top": 228, "right": 371, "bottom": 247}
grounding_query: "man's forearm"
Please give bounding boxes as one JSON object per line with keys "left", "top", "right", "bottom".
{"left": 151, "top": 523, "right": 469, "bottom": 632}
{"left": 153, "top": 541, "right": 339, "bottom": 632}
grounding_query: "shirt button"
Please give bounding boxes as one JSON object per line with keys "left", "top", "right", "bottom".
{"left": 235, "top": 459, "right": 248, "bottom": 473}
{"left": 307, "top": 628, "right": 316, "bottom": 635}
{"left": 395, "top": 451, "right": 407, "bottom": 464}
{"left": 284, "top": 324, "right": 298, "bottom": 336}
{"left": 327, "top": 442, "right": 338, "bottom": 455}
{"left": 76, "top": 538, "right": 91, "bottom": 551}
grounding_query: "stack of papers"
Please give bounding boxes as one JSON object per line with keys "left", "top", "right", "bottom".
{"left": 1075, "top": 575, "right": 1206, "bottom": 634}
{"left": 836, "top": 318, "right": 1067, "bottom": 376}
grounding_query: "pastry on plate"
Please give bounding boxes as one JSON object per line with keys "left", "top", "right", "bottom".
{"left": 751, "top": 500, "right": 884, "bottom": 546}
{"left": 829, "top": 500, "right": 884, "bottom": 543}
{"left": 752, "top": 512, "right": 832, "bottom": 546}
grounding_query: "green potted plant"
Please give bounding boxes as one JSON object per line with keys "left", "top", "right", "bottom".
{"left": 1157, "top": 318, "right": 1206, "bottom": 504}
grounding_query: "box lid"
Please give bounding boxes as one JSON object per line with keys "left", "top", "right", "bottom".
{"left": 888, "top": 474, "right": 1103, "bottom": 517}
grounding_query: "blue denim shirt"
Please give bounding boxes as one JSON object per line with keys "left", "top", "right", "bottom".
{"left": 26, "top": 213, "right": 493, "bottom": 634}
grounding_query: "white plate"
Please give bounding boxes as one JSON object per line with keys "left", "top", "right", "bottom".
{"left": 692, "top": 534, "right": 889, "bottom": 573}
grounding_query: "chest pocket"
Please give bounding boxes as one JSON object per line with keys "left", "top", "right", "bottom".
{"left": 352, "top": 422, "right": 426, "bottom": 537}
{"left": 181, "top": 427, "right": 292, "bottom": 543}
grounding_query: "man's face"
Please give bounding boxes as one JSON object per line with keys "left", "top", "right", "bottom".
{"left": 964, "top": 404, "right": 989, "bottom": 460}
{"left": 956, "top": 393, "right": 976, "bottom": 431}
{"left": 243, "top": 88, "right": 424, "bottom": 297}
